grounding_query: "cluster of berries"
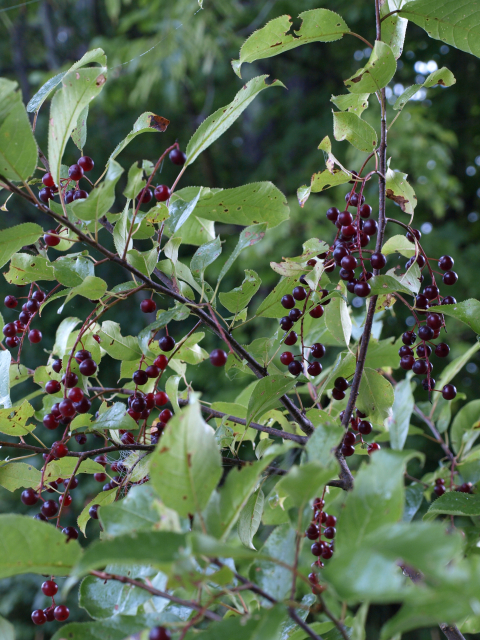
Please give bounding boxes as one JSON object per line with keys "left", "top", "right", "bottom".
{"left": 31, "top": 579, "right": 69, "bottom": 625}
{"left": 39, "top": 155, "right": 94, "bottom": 205}
{"left": 307, "top": 496, "right": 336, "bottom": 590}
{"left": 3, "top": 289, "right": 44, "bottom": 348}
{"left": 338, "top": 407, "right": 380, "bottom": 456}
{"left": 136, "top": 147, "right": 186, "bottom": 204}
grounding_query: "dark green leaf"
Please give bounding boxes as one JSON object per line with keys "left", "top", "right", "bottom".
{"left": 0, "top": 224, "right": 43, "bottom": 269}
{"left": 246, "top": 375, "right": 297, "bottom": 427}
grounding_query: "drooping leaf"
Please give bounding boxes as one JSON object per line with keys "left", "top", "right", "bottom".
{"left": 333, "top": 111, "right": 378, "bottom": 152}
{"left": 48, "top": 67, "right": 107, "bottom": 185}
{"left": 232, "top": 9, "right": 350, "bottom": 77}
{"left": 0, "top": 82, "right": 37, "bottom": 182}
{"left": 325, "top": 283, "right": 351, "bottom": 346}
{"left": 399, "top": 0, "right": 480, "bottom": 59}
{"left": 71, "top": 104, "right": 89, "bottom": 150}
{"left": 344, "top": 41, "right": 396, "bottom": 93}
{"left": 389, "top": 374, "right": 414, "bottom": 450}
{"left": 394, "top": 67, "right": 456, "bottom": 110}
{"left": 246, "top": 375, "right": 297, "bottom": 427}
{"left": 382, "top": 234, "right": 416, "bottom": 258}
{"left": 79, "top": 572, "right": 153, "bottom": 620}
{"left": 381, "top": 0, "right": 408, "bottom": 59}
{"left": 150, "top": 400, "right": 222, "bottom": 518}
{"left": 78, "top": 488, "right": 117, "bottom": 536}
{"left": 331, "top": 92, "right": 370, "bottom": 115}
{"left": 436, "top": 299, "right": 480, "bottom": 335}
{"left": 238, "top": 488, "right": 264, "bottom": 549}
{"left": 0, "top": 514, "right": 81, "bottom": 578}
{"left": 0, "top": 223, "right": 43, "bottom": 269}
{"left": 99, "top": 485, "right": 166, "bottom": 537}
{"left": 385, "top": 165, "right": 417, "bottom": 215}
{"left": 186, "top": 76, "right": 285, "bottom": 165}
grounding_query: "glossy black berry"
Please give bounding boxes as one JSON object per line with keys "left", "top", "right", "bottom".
{"left": 73, "top": 189, "right": 88, "bottom": 200}
{"left": 334, "top": 377, "right": 349, "bottom": 391}
{"left": 363, "top": 219, "right": 377, "bottom": 235}
{"left": 309, "top": 305, "right": 324, "bottom": 319}
{"left": 341, "top": 255, "right": 357, "bottom": 270}
{"left": 360, "top": 203, "right": 372, "bottom": 218}
{"left": 311, "top": 343, "right": 326, "bottom": 359}
{"left": 326, "top": 207, "right": 340, "bottom": 222}
{"left": 332, "top": 388, "right": 345, "bottom": 401}
{"left": 210, "top": 349, "right": 228, "bottom": 367}
{"left": 288, "top": 360, "right": 303, "bottom": 376}
{"left": 435, "top": 343, "right": 450, "bottom": 358}
{"left": 284, "top": 331, "right": 297, "bottom": 346}
{"left": 424, "top": 285, "right": 439, "bottom": 300}
{"left": 169, "top": 148, "right": 187, "bottom": 165}
{"left": 358, "top": 420, "right": 372, "bottom": 435}
{"left": 412, "top": 359, "right": 428, "bottom": 375}
{"left": 443, "top": 271, "right": 458, "bottom": 285}
{"left": 370, "top": 252, "right": 386, "bottom": 269}
{"left": 400, "top": 355, "right": 415, "bottom": 370}
{"left": 133, "top": 369, "right": 149, "bottom": 385}
{"left": 41, "top": 500, "right": 58, "bottom": 518}
{"left": 406, "top": 228, "right": 421, "bottom": 243}
{"left": 422, "top": 377, "right": 436, "bottom": 391}
{"left": 307, "top": 361, "right": 322, "bottom": 376}
{"left": 281, "top": 294, "right": 295, "bottom": 309}
{"left": 159, "top": 335, "right": 175, "bottom": 352}
{"left": 289, "top": 308, "right": 302, "bottom": 322}
{"left": 149, "top": 627, "right": 171, "bottom": 640}
{"left": 399, "top": 345, "right": 413, "bottom": 357}
{"left": 442, "top": 384, "right": 457, "bottom": 400}
{"left": 418, "top": 325, "right": 434, "bottom": 341}
{"left": 21, "top": 488, "right": 38, "bottom": 506}
{"left": 438, "top": 255, "right": 454, "bottom": 271}
{"left": 442, "top": 296, "right": 456, "bottom": 305}
{"left": 354, "top": 282, "right": 371, "bottom": 297}
{"left": 416, "top": 343, "right": 432, "bottom": 358}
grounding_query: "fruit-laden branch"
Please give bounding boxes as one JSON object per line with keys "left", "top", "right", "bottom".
{"left": 0, "top": 175, "right": 315, "bottom": 439}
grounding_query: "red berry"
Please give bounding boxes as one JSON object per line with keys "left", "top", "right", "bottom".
{"left": 21, "top": 488, "right": 38, "bottom": 506}
{"left": 280, "top": 352, "right": 294, "bottom": 366}
{"left": 133, "top": 369, "right": 149, "bottom": 386}
{"left": 210, "top": 349, "right": 228, "bottom": 367}
{"left": 42, "top": 172, "right": 55, "bottom": 187}
{"left": 4, "top": 295, "right": 17, "bottom": 308}
{"left": 159, "top": 409, "right": 173, "bottom": 423}
{"left": 149, "top": 627, "right": 171, "bottom": 640}
{"left": 341, "top": 443, "right": 355, "bottom": 457}
{"left": 281, "top": 294, "right": 295, "bottom": 309}
{"left": 140, "top": 299, "right": 157, "bottom": 313}
{"left": 442, "top": 384, "right": 457, "bottom": 400}
{"left": 54, "top": 605, "right": 70, "bottom": 621}
{"left": 5, "top": 336, "right": 20, "bottom": 348}
{"left": 59, "top": 493, "right": 72, "bottom": 507}
{"left": 121, "top": 431, "right": 135, "bottom": 444}
{"left": 78, "top": 156, "right": 94, "bottom": 172}
{"left": 43, "top": 414, "right": 59, "bottom": 430}
{"left": 79, "top": 358, "right": 97, "bottom": 376}
{"left": 68, "top": 164, "right": 84, "bottom": 180}
{"left": 44, "top": 229, "right": 61, "bottom": 246}
{"left": 288, "top": 360, "right": 303, "bottom": 376}
{"left": 159, "top": 336, "right": 175, "bottom": 352}
{"left": 52, "top": 441, "right": 69, "bottom": 458}
{"left": 154, "top": 391, "right": 169, "bottom": 406}
{"left": 332, "top": 388, "right": 345, "bottom": 401}
{"left": 94, "top": 472, "right": 107, "bottom": 483}
{"left": 169, "top": 148, "right": 187, "bottom": 165}
{"left": 443, "top": 271, "right": 458, "bottom": 285}
{"left": 59, "top": 399, "right": 76, "bottom": 418}
{"left": 68, "top": 387, "right": 84, "bottom": 403}
{"left": 62, "top": 525, "right": 78, "bottom": 540}
{"left": 28, "top": 329, "right": 42, "bottom": 343}
{"left": 354, "top": 282, "right": 371, "bottom": 297}
{"left": 73, "top": 189, "right": 88, "bottom": 200}
{"left": 434, "top": 484, "right": 446, "bottom": 497}
{"left": 32, "top": 609, "right": 46, "bottom": 625}
{"left": 309, "top": 305, "right": 324, "bottom": 319}
{"left": 41, "top": 499, "right": 59, "bottom": 517}
{"left": 154, "top": 354, "right": 168, "bottom": 370}
{"left": 311, "top": 343, "right": 326, "bottom": 359}
{"left": 435, "top": 343, "right": 450, "bottom": 358}
{"left": 89, "top": 504, "right": 99, "bottom": 519}
{"left": 146, "top": 365, "right": 160, "bottom": 379}
{"left": 39, "top": 188, "right": 54, "bottom": 203}
{"left": 284, "top": 331, "right": 297, "bottom": 346}
{"left": 45, "top": 380, "right": 61, "bottom": 395}
{"left": 154, "top": 185, "right": 171, "bottom": 201}
{"left": 307, "top": 361, "right": 322, "bottom": 376}
{"left": 367, "top": 442, "right": 381, "bottom": 454}
{"left": 3, "top": 322, "right": 18, "bottom": 337}
{"left": 438, "top": 255, "right": 454, "bottom": 271}
{"left": 137, "top": 187, "right": 153, "bottom": 204}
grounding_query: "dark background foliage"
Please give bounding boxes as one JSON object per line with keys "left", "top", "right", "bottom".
{"left": 0, "top": 1, "right": 479, "bottom": 638}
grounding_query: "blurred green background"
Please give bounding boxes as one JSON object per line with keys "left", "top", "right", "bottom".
{"left": 0, "top": 0, "right": 479, "bottom": 638}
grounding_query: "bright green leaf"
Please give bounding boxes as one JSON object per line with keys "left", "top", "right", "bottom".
{"left": 333, "top": 111, "right": 378, "bottom": 152}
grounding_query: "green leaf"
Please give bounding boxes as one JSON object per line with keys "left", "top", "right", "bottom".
{"left": 436, "top": 299, "right": 480, "bottom": 335}
{"left": 190, "top": 236, "right": 222, "bottom": 281}
{"left": 344, "top": 41, "right": 396, "bottom": 93}
{"left": 0, "top": 401, "right": 35, "bottom": 436}
{"left": 256, "top": 276, "right": 298, "bottom": 319}
{"left": 92, "top": 402, "right": 138, "bottom": 432}
{"left": 0, "top": 350, "right": 11, "bottom": 408}
{"left": 390, "top": 375, "right": 414, "bottom": 450}
{"left": 254, "top": 524, "right": 296, "bottom": 600}
{"left": 109, "top": 112, "right": 170, "bottom": 165}
{"left": 166, "top": 187, "right": 204, "bottom": 234}
{"left": 399, "top": 0, "right": 480, "bottom": 58}
{"left": 0, "top": 461, "right": 41, "bottom": 492}
{"left": 232, "top": 9, "right": 350, "bottom": 77}
{"left": 177, "top": 182, "right": 289, "bottom": 229}
{"left": 0, "top": 224, "right": 43, "bottom": 269}
{"left": 394, "top": 67, "right": 456, "bottom": 110}
{"left": 404, "top": 483, "right": 424, "bottom": 522}
{"left": 277, "top": 462, "right": 337, "bottom": 506}
{"left": 451, "top": 399, "right": 480, "bottom": 455}
{"left": 126, "top": 247, "right": 157, "bottom": 276}
{"left": 246, "top": 375, "right": 297, "bottom": 427}
{"left": 385, "top": 165, "right": 417, "bottom": 215}
{"left": 382, "top": 234, "right": 416, "bottom": 258}
{"left": 0, "top": 514, "right": 81, "bottom": 578}
{"left": 0, "top": 614, "right": 14, "bottom": 640}
{"left": 100, "top": 485, "right": 166, "bottom": 537}
{"left": 63, "top": 276, "right": 108, "bottom": 308}
{"left": 238, "top": 488, "right": 264, "bottom": 549}
{"left": 44, "top": 457, "right": 105, "bottom": 482}
{"left": 304, "top": 414, "right": 344, "bottom": 466}
{"left": 218, "top": 223, "right": 266, "bottom": 285}
{"left": 72, "top": 104, "right": 89, "bottom": 150}
{"left": 325, "top": 283, "right": 351, "bottom": 346}
{"left": 150, "top": 400, "right": 222, "bottom": 518}
{"left": 71, "top": 159, "right": 123, "bottom": 222}
{"left": 52, "top": 317, "right": 81, "bottom": 358}
{"left": 72, "top": 530, "right": 187, "bottom": 578}
{"left": 357, "top": 368, "right": 394, "bottom": 427}
{"left": 137, "top": 306, "right": 189, "bottom": 356}
{"left": 425, "top": 492, "right": 480, "bottom": 520}
{"left": 333, "top": 111, "right": 378, "bottom": 152}
{"left": 0, "top": 83, "right": 37, "bottom": 182}
{"left": 53, "top": 254, "right": 93, "bottom": 287}
{"left": 48, "top": 67, "right": 107, "bottom": 185}
{"left": 4, "top": 253, "right": 55, "bottom": 285}
{"left": 331, "top": 93, "right": 370, "bottom": 115}
{"left": 368, "top": 272, "right": 418, "bottom": 297}
{"left": 79, "top": 572, "right": 152, "bottom": 620}
{"left": 51, "top": 616, "right": 151, "bottom": 640}
{"left": 98, "top": 321, "right": 142, "bottom": 361}
{"left": 381, "top": 1, "right": 408, "bottom": 59}
{"left": 78, "top": 488, "right": 117, "bottom": 536}
{"left": 186, "top": 606, "right": 285, "bottom": 640}
{"left": 219, "top": 269, "right": 261, "bottom": 314}
{"left": 186, "top": 76, "right": 285, "bottom": 165}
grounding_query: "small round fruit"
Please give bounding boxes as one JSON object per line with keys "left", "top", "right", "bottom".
{"left": 306, "top": 523, "right": 319, "bottom": 540}
{"left": 354, "top": 282, "right": 371, "bottom": 297}
{"left": 137, "top": 187, "right": 153, "bottom": 204}
{"left": 334, "top": 377, "right": 349, "bottom": 391}
{"left": 59, "top": 399, "right": 76, "bottom": 418}
{"left": 281, "top": 294, "right": 295, "bottom": 309}
{"left": 154, "top": 185, "right": 171, "bottom": 202}
{"left": 65, "top": 189, "right": 75, "bottom": 204}
{"left": 402, "top": 331, "right": 416, "bottom": 346}
{"left": 426, "top": 313, "right": 442, "bottom": 330}
{"left": 341, "top": 443, "right": 355, "bottom": 457}
{"left": 344, "top": 432, "right": 356, "bottom": 446}
{"left": 406, "top": 228, "right": 421, "bottom": 242}
{"left": 89, "top": 504, "right": 99, "bottom": 519}
{"left": 434, "top": 484, "right": 446, "bottom": 497}
{"left": 79, "top": 358, "right": 97, "bottom": 376}
{"left": 42, "top": 172, "right": 55, "bottom": 187}
{"left": 140, "top": 299, "right": 157, "bottom": 313}
{"left": 424, "top": 284, "right": 439, "bottom": 300}
{"left": 284, "top": 331, "right": 298, "bottom": 346}
{"left": 435, "top": 343, "right": 450, "bottom": 358}
{"left": 121, "top": 431, "right": 135, "bottom": 444}
{"left": 42, "top": 580, "right": 58, "bottom": 597}
{"left": 32, "top": 609, "right": 46, "bottom": 625}
{"left": 332, "top": 388, "right": 345, "bottom": 401}
{"left": 4, "top": 295, "right": 17, "bottom": 308}
{"left": 43, "top": 414, "right": 59, "bottom": 430}
{"left": 443, "top": 271, "right": 458, "bottom": 285}
{"left": 68, "top": 387, "right": 84, "bottom": 403}
{"left": 288, "top": 360, "right": 303, "bottom": 376}
{"left": 149, "top": 627, "right": 172, "bottom": 640}
{"left": 52, "top": 441, "right": 69, "bottom": 458}
{"left": 133, "top": 369, "right": 149, "bottom": 386}
{"left": 78, "top": 156, "right": 94, "bottom": 172}
{"left": 360, "top": 203, "right": 372, "bottom": 218}
{"left": 438, "top": 255, "right": 454, "bottom": 271}
{"left": 75, "top": 433, "right": 88, "bottom": 445}
{"left": 418, "top": 325, "right": 434, "bottom": 341}
{"left": 39, "top": 187, "right": 54, "bottom": 203}
{"left": 74, "top": 397, "right": 91, "bottom": 414}
{"left": 41, "top": 499, "right": 59, "bottom": 518}
{"left": 159, "top": 335, "right": 175, "bottom": 352}
{"left": 146, "top": 365, "right": 160, "bottom": 379}
{"left": 21, "top": 488, "right": 38, "bottom": 506}
{"left": 442, "top": 296, "right": 457, "bottom": 305}
{"left": 62, "top": 526, "right": 79, "bottom": 540}
{"left": 289, "top": 308, "right": 302, "bottom": 322}
{"left": 210, "top": 349, "right": 228, "bottom": 367}
{"left": 341, "top": 255, "right": 357, "bottom": 270}
{"left": 324, "top": 526, "right": 336, "bottom": 539}
{"left": 442, "top": 384, "right": 457, "bottom": 400}
{"left": 28, "top": 329, "right": 42, "bottom": 343}
{"left": 358, "top": 420, "right": 372, "bottom": 435}
{"left": 53, "top": 605, "right": 70, "bottom": 622}
{"left": 74, "top": 349, "right": 92, "bottom": 363}
{"left": 280, "top": 352, "right": 294, "bottom": 366}
{"left": 412, "top": 359, "right": 428, "bottom": 375}
{"left": 367, "top": 442, "right": 381, "bottom": 454}
{"left": 311, "top": 542, "right": 323, "bottom": 556}
{"left": 73, "top": 189, "right": 88, "bottom": 200}
{"left": 44, "top": 229, "right": 60, "bottom": 246}
{"left": 321, "top": 546, "right": 333, "bottom": 560}
{"left": 154, "top": 354, "right": 168, "bottom": 370}
{"left": 68, "top": 164, "right": 84, "bottom": 180}
{"left": 309, "top": 305, "right": 324, "bottom": 319}
{"left": 292, "top": 286, "right": 306, "bottom": 301}
{"left": 363, "top": 219, "right": 377, "bottom": 235}
{"left": 307, "top": 361, "right": 322, "bottom": 376}
{"left": 370, "top": 252, "right": 387, "bottom": 269}
{"left": 159, "top": 409, "right": 173, "bottom": 423}
{"left": 45, "top": 380, "right": 61, "bottom": 395}
{"left": 326, "top": 207, "right": 339, "bottom": 222}
{"left": 400, "top": 355, "right": 415, "bottom": 370}
{"left": 169, "top": 148, "right": 187, "bottom": 165}
{"left": 280, "top": 316, "right": 293, "bottom": 331}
